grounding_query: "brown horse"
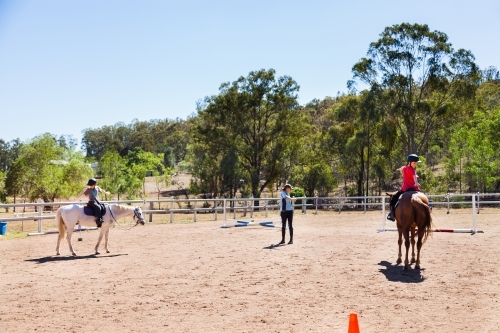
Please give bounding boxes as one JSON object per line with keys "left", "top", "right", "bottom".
{"left": 387, "top": 191, "right": 433, "bottom": 270}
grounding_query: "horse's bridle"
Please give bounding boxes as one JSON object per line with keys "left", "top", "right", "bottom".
{"left": 109, "top": 206, "right": 145, "bottom": 227}
{"left": 133, "top": 207, "right": 146, "bottom": 225}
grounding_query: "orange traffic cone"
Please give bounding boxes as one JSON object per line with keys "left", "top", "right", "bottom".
{"left": 347, "top": 313, "right": 360, "bottom": 333}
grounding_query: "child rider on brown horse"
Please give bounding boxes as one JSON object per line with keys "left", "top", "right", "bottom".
{"left": 387, "top": 154, "right": 421, "bottom": 221}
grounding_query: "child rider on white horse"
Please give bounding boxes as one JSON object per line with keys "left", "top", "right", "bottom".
{"left": 76, "top": 178, "right": 110, "bottom": 227}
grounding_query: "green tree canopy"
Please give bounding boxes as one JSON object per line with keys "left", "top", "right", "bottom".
{"left": 193, "top": 69, "right": 303, "bottom": 199}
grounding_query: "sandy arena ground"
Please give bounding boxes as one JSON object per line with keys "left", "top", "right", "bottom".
{"left": 1, "top": 209, "right": 499, "bottom": 332}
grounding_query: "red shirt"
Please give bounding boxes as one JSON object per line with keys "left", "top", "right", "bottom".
{"left": 401, "top": 166, "right": 419, "bottom": 191}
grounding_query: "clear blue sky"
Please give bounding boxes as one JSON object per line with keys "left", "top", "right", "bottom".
{"left": 1, "top": 0, "right": 499, "bottom": 145}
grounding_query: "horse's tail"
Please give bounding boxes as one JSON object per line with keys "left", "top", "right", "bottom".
{"left": 57, "top": 208, "right": 66, "bottom": 239}
{"left": 412, "top": 194, "right": 432, "bottom": 243}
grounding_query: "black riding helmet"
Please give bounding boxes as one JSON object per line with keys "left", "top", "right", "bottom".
{"left": 406, "top": 154, "right": 421, "bottom": 163}
{"left": 87, "top": 178, "right": 97, "bottom": 186}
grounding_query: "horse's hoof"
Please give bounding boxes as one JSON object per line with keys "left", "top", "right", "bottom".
{"left": 95, "top": 251, "right": 100, "bottom": 255}
{"left": 396, "top": 258, "right": 402, "bottom": 264}
{"left": 72, "top": 253, "right": 77, "bottom": 257}
{"left": 106, "top": 250, "right": 110, "bottom": 253}
{"left": 415, "top": 265, "right": 420, "bottom": 270}
{"left": 404, "top": 265, "right": 409, "bottom": 271}
{"left": 411, "top": 258, "right": 416, "bottom": 264}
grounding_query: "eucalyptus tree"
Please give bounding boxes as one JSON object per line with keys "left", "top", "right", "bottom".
{"left": 349, "top": 23, "right": 481, "bottom": 156}
{"left": 193, "top": 69, "right": 302, "bottom": 200}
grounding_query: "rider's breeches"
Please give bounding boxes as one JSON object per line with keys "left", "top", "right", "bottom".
{"left": 280, "top": 210, "right": 293, "bottom": 231}
{"left": 88, "top": 200, "right": 101, "bottom": 217}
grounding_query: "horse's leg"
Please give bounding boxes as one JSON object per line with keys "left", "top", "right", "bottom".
{"left": 415, "top": 230, "right": 425, "bottom": 269}
{"left": 104, "top": 226, "right": 111, "bottom": 253}
{"left": 56, "top": 235, "right": 61, "bottom": 256}
{"left": 403, "top": 228, "right": 411, "bottom": 270}
{"left": 95, "top": 228, "right": 104, "bottom": 255}
{"left": 410, "top": 226, "right": 416, "bottom": 264}
{"left": 66, "top": 229, "right": 76, "bottom": 256}
{"left": 396, "top": 225, "right": 403, "bottom": 265}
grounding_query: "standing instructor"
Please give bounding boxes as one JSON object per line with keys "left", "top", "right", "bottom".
{"left": 278, "top": 184, "right": 296, "bottom": 245}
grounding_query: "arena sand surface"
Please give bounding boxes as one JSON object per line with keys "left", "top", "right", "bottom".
{"left": 1, "top": 210, "right": 499, "bottom": 333}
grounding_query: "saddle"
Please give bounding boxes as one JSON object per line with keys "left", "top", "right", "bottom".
{"left": 83, "top": 203, "right": 107, "bottom": 217}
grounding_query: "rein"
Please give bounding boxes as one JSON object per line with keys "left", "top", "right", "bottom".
{"left": 109, "top": 206, "right": 141, "bottom": 231}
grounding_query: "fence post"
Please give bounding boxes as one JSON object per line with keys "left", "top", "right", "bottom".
{"left": 477, "top": 192, "right": 480, "bottom": 214}
{"left": 472, "top": 193, "right": 477, "bottom": 233}
{"left": 302, "top": 197, "right": 306, "bottom": 214}
{"left": 250, "top": 195, "right": 254, "bottom": 219}
{"left": 243, "top": 198, "right": 247, "bottom": 217}
{"left": 265, "top": 199, "right": 268, "bottom": 217}
{"left": 37, "top": 200, "right": 43, "bottom": 234}
{"left": 170, "top": 197, "right": 174, "bottom": 223}
{"left": 364, "top": 195, "right": 367, "bottom": 214}
{"left": 214, "top": 197, "right": 218, "bottom": 221}
{"left": 223, "top": 199, "right": 227, "bottom": 222}
{"left": 446, "top": 193, "right": 450, "bottom": 214}
{"left": 149, "top": 201, "right": 153, "bottom": 223}
{"left": 380, "top": 196, "right": 386, "bottom": 232}
{"left": 338, "top": 196, "right": 342, "bottom": 213}
{"left": 315, "top": 196, "right": 318, "bottom": 214}
{"left": 233, "top": 197, "right": 236, "bottom": 220}
{"left": 194, "top": 200, "right": 197, "bottom": 222}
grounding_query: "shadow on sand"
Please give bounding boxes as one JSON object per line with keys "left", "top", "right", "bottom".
{"left": 377, "top": 260, "right": 426, "bottom": 283}
{"left": 262, "top": 243, "right": 288, "bottom": 250}
{"left": 25, "top": 253, "right": 128, "bottom": 264}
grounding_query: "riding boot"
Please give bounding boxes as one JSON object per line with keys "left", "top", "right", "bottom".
{"left": 278, "top": 229, "right": 286, "bottom": 245}
{"left": 387, "top": 207, "right": 396, "bottom": 221}
{"left": 96, "top": 216, "right": 103, "bottom": 228}
{"left": 288, "top": 228, "right": 293, "bottom": 244}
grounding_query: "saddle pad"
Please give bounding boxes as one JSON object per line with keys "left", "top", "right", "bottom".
{"left": 83, "top": 205, "right": 107, "bottom": 216}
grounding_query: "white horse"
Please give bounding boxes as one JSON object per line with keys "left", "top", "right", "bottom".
{"left": 56, "top": 204, "right": 145, "bottom": 256}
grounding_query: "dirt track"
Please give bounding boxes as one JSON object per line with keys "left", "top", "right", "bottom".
{"left": 1, "top": 210, "right": 499, "bottom": 332}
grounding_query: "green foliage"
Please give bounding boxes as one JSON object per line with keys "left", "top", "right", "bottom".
{"left": 2, "top": 23, "right": 500, "bottom": 198}
{"left": 350, "top": 23, "right": 480, "bottom": 155}
{"left": 445, "top": 110, "right": 500, "bottom": 192}
{"left": 0, "top": 171, "right": 6, "bottom": 203}
{"left": 82, "top": 118, "right": 192, "bottom": 162}
{"left": 192, "top": 68, "right": 302, "bottom": 199}
{"left": 4, "top": 134, "right": 93, "bottom": 202}
{"left": 290, "top": 187, "right": 306, "bottom": 205}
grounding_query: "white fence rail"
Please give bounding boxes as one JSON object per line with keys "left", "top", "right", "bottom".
{"left": 0, "top": 193, "right": 499, "bottom": 235}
